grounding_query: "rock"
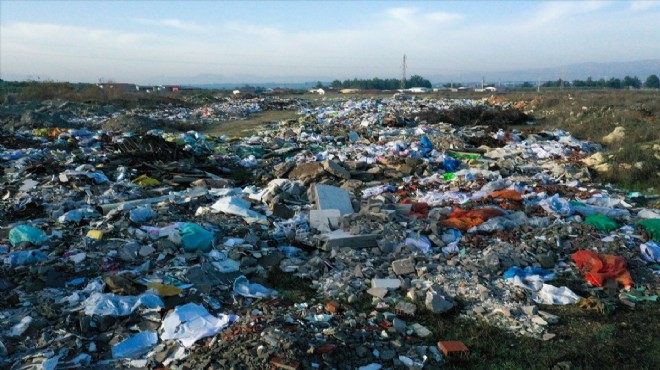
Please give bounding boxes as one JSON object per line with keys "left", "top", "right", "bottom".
{"left": 522, "top": 305, "right": 538, "bottom": 316}
{"left": 367, "top": 288, "right": 388, "bottom": 299}
{"left": 543, "top": 333, "right": 556, "bottom": 341}
{"left": 532, "top": 316, "right": 548, "bottom": 325}
{"left": 323, "top": 161, "right": 351, "bottom": 179}
{"left": 411, "top": 323, "right": 432, "bottom": 338}
{"left": 392, "top": 258, "right": 415, "bottom": 275}
{"left": 379, "top": 349, "right": 396, "bottom": 361}
{"left": 395, "top": 301, "right": 417, "bottom": 316}
{"left": 425, "top": 289, "right": 455, "bottom": 314}
{"left": 288, "top": 162, "right": 324, "bottom": 182}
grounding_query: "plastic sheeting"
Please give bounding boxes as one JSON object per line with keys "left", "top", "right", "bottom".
{"left": 572, "top": 250, "right": 633, "bottom": 288}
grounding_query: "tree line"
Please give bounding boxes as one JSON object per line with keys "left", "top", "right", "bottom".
{"left": 536, "top": 74, "right": 659, "bottom": 89}
{"left": 321, "top": 75, "right": 432, "bottom": 90}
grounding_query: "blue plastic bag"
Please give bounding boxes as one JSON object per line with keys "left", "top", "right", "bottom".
{"left": 8, "top": 225, "right": 48, "bottom": 247}
{"left": 179, "top": 223, "right": 214, "bottom": 252}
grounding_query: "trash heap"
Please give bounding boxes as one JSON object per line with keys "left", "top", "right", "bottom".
{"left": 1, "top": 95, "right": 659, "bottom": 369}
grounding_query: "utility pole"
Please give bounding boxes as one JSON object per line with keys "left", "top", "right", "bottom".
{"left": 481, "top": 76, "right": 485, "bottom": 90}
{"left": 401, "top": 54, "right": 407, "bottom": 90}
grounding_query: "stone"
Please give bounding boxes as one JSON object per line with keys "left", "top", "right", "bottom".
{"left": 323, "top": 160, "right": 351, "bottom": 179}
{"left": 367, "top": 288, "right": 388, "bottom": 299}
{"left": 532, "top": 316, "right": 548, "bottom": 325}
{"left": 543, "top": 333, "right": 556, "bottom": 341}
{"left": 537, "top": 252, "right": 556, "bottom": 269}
{"left": 538, "top": 310, "right": 560, "bottom": 324}
{"left": 392, "top": 258, "right": 415, "bottom": 275}
{"left": 310, "top": 184, "right": 354, "bottom": 215}
{"left": 411, "top": 323, "right": 432, "bottom": 338}
{"left": 425, "top": 289, "right": 455, "bottom": 314}
{"left": 393, "top": 318, "right": 406, "bottom": 333}
{"left": 522, "top": 305, "right": 538, "bottom": 316}
{"left": 288, "top": 162, "right": 324, "bottom": 181}
{"left": 395, "top": 301, "right": 417, "bottom": 316}
{"left": 379, "top": 349, "right": 396, "bottom": 361}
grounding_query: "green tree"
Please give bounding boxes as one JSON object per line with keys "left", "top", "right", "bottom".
{"left": 520, "top": 81, "right": 534, "bottom": 88}
{"left": 406, "top": 75, "right": 432, "bottom": 88}
{"left": 645, "top": 74, "right": 660, "bottom": 88}
{"left": 623, "top": 75, "right": 641, "bottom": 89}
{"left": 330, "top": 80, "right": 342, "bottom": 88}
{"left": 315, "top": 81, "right": 323, "bottom": 88}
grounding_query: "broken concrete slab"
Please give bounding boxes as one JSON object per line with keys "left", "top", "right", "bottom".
{"left": 425, "top": 288, "right": 455, "bottom": 314}
{"left": 323, "top": 160, "right": 351, "bottom": 179}
{"left": 392, "top": 258, "right": 415, "bottom": 275}
{"left": 371, "top": 278, "right": 401, "bottom": 289}
{"left": 367, "top": 287, "right": 388, "bottom": 299}
{"left": 318, "top": 230, "right": 377, "bottom": 251}
{"left": 310, "top": 183, "right": 354, "bottom": 215}
{"left": 309, "top": 209, "right": 341, "bottom": 232}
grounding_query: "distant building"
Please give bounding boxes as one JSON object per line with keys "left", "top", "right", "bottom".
{"left": 408, "top": 87, "right": 430, "bottom": 93}
{"left": 308, "top": 88, "right": 325, "bottom": 95}
{"left": 339, "top": 89, "right": 360, "bottom": 94}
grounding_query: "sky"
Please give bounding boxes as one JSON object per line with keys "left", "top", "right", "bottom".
{"left": 1, "top": 1, "right": 659, "bottom": 84}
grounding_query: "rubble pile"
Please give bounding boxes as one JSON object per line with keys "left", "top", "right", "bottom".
{"left": 1, "top": 95, "right": 659, "bottom": 369}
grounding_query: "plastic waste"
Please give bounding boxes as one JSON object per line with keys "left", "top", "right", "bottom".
{"left": 112, "top": 331, "right": 158, "bottom": 359}
{"left": 572, "top": 250, "right": 633, "bottom": 288}
{"left": 160, "top": 303, "right": 238, "bottom": 348}
{"left": 132, "top": 174, "right": 161, "bottom": 187}
{"left": 640, "top": 241, "right": 660, "bottom": 263}
{"left": 8, "top": 225, "right": 48, "bottom": 247}
{"left": 8, "top": 316, "right": 32, "bottom": 337}
{"left": 539, "top": 194, "right": 573, "bottom": 217}
{"left": 233, "top": 275, "right": 278, "bottom": 298}
{"left": 58, "top": 207, "right": 101, "bottom": 223}
{"left": 584, "top": 214, "right": 618, "bottom": 232}
{"left": 404, "top": 235, "right": 431, "bottom": 253}
{"left": 532, "top": 284, "right": 581, "bottom": 305}
{"left": 637, "top": 218, "right": 660, "bottom": 241}
{"left": 179, "top": 223, "right": 214, "bottom": 252}
{"left": 208, "top": 196, "right": 267, "bottom": 223}
{"left": 83, "top": 292, "right": 164, "bottom": 316}
{"left": 129, "top": 205, "right": 156, "bottom": 223}
{"left": 5, "top": 250, "right": 49, "bottom": 265}
{"left": 442, "top": 157, "right": 462, "bottom": 172}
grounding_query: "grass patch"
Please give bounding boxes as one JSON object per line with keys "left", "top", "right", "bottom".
{"left": 267, "top": 268, "right": 315, "bottom": 305}
{"left": 200, "top": 109, "right": 300, "bottom": 137}
{"left": 406, "top": 301, "right": 660, "bottom": 369}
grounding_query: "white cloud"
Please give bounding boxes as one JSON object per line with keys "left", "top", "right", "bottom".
{"left": 135, "top": 18, "right": 210, "bottom": 32}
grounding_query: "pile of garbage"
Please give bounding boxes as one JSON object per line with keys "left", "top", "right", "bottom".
{"left": 1, "top": 95, "right": 659, "bottom": 369}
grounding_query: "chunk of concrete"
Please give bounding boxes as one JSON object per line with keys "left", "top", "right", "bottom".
{"left": 395, "top": 301, "right": 417, "bottom": 316}
{"left": 371, "top": 278, "right": 401, "bottom": 289}
{"left": 367, "top": 287, "right": 388, "bottom": 299}
{"left": 310, "top": 184, "right": 354, "bottom": 215}
{"left": 323, "top": 161, "right": 351, "bottom": 180}
{"left": 288, "top": 162, "right": 324, "bottom": 181}
{"left": 411, "top": 323, "right": 432, "bottom": 338}
{"left": 309, "top": 209, "right": 340, "bottom": 233}
{"left": 392, "top": 258, "right": 415, "bottom": 275}
{"left": 319, "top": 230, "right": 377, "bottom": 251}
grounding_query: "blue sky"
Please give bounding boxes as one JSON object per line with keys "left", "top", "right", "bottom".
{"left": 1, "top": 1, "right": 659, "bottom": 83}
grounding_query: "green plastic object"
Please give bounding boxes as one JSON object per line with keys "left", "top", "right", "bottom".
{"left": 179, "top": 223, "right": 214, "bottom": 252}
{"left": 584, "top": 214, "right": 618, "bottom": 232}
{"left": 443, "top": 172, "right": 456, "bottom": 181}
{"left": 447, "top": 151, "right": 480, "bottom": 160}
{"left": 637, "top": 218, "right": 660, "bottom": 241}
{"left": 8, "top": 225, "right": 49, "bottom": 247}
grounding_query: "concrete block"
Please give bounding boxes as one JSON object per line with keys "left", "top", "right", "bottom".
{"left": 311, "top": 184, "right": 354, "bottom": 215}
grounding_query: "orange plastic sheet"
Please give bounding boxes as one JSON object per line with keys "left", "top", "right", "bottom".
{"left": 400, "top": 200, "right": 429, "bottom": 219}
{"left": 439, "top": 208, "right": 505, "bottom": 231}
{"left": 572, "top": 250, "right": 633, "bottom": 288}
{"left": 486, "top": 189, "right": 523, "bottom": 201}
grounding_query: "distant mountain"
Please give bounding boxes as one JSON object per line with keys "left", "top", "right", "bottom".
{"left": 428, "top": 59, "right": 660, "bottom": 84}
